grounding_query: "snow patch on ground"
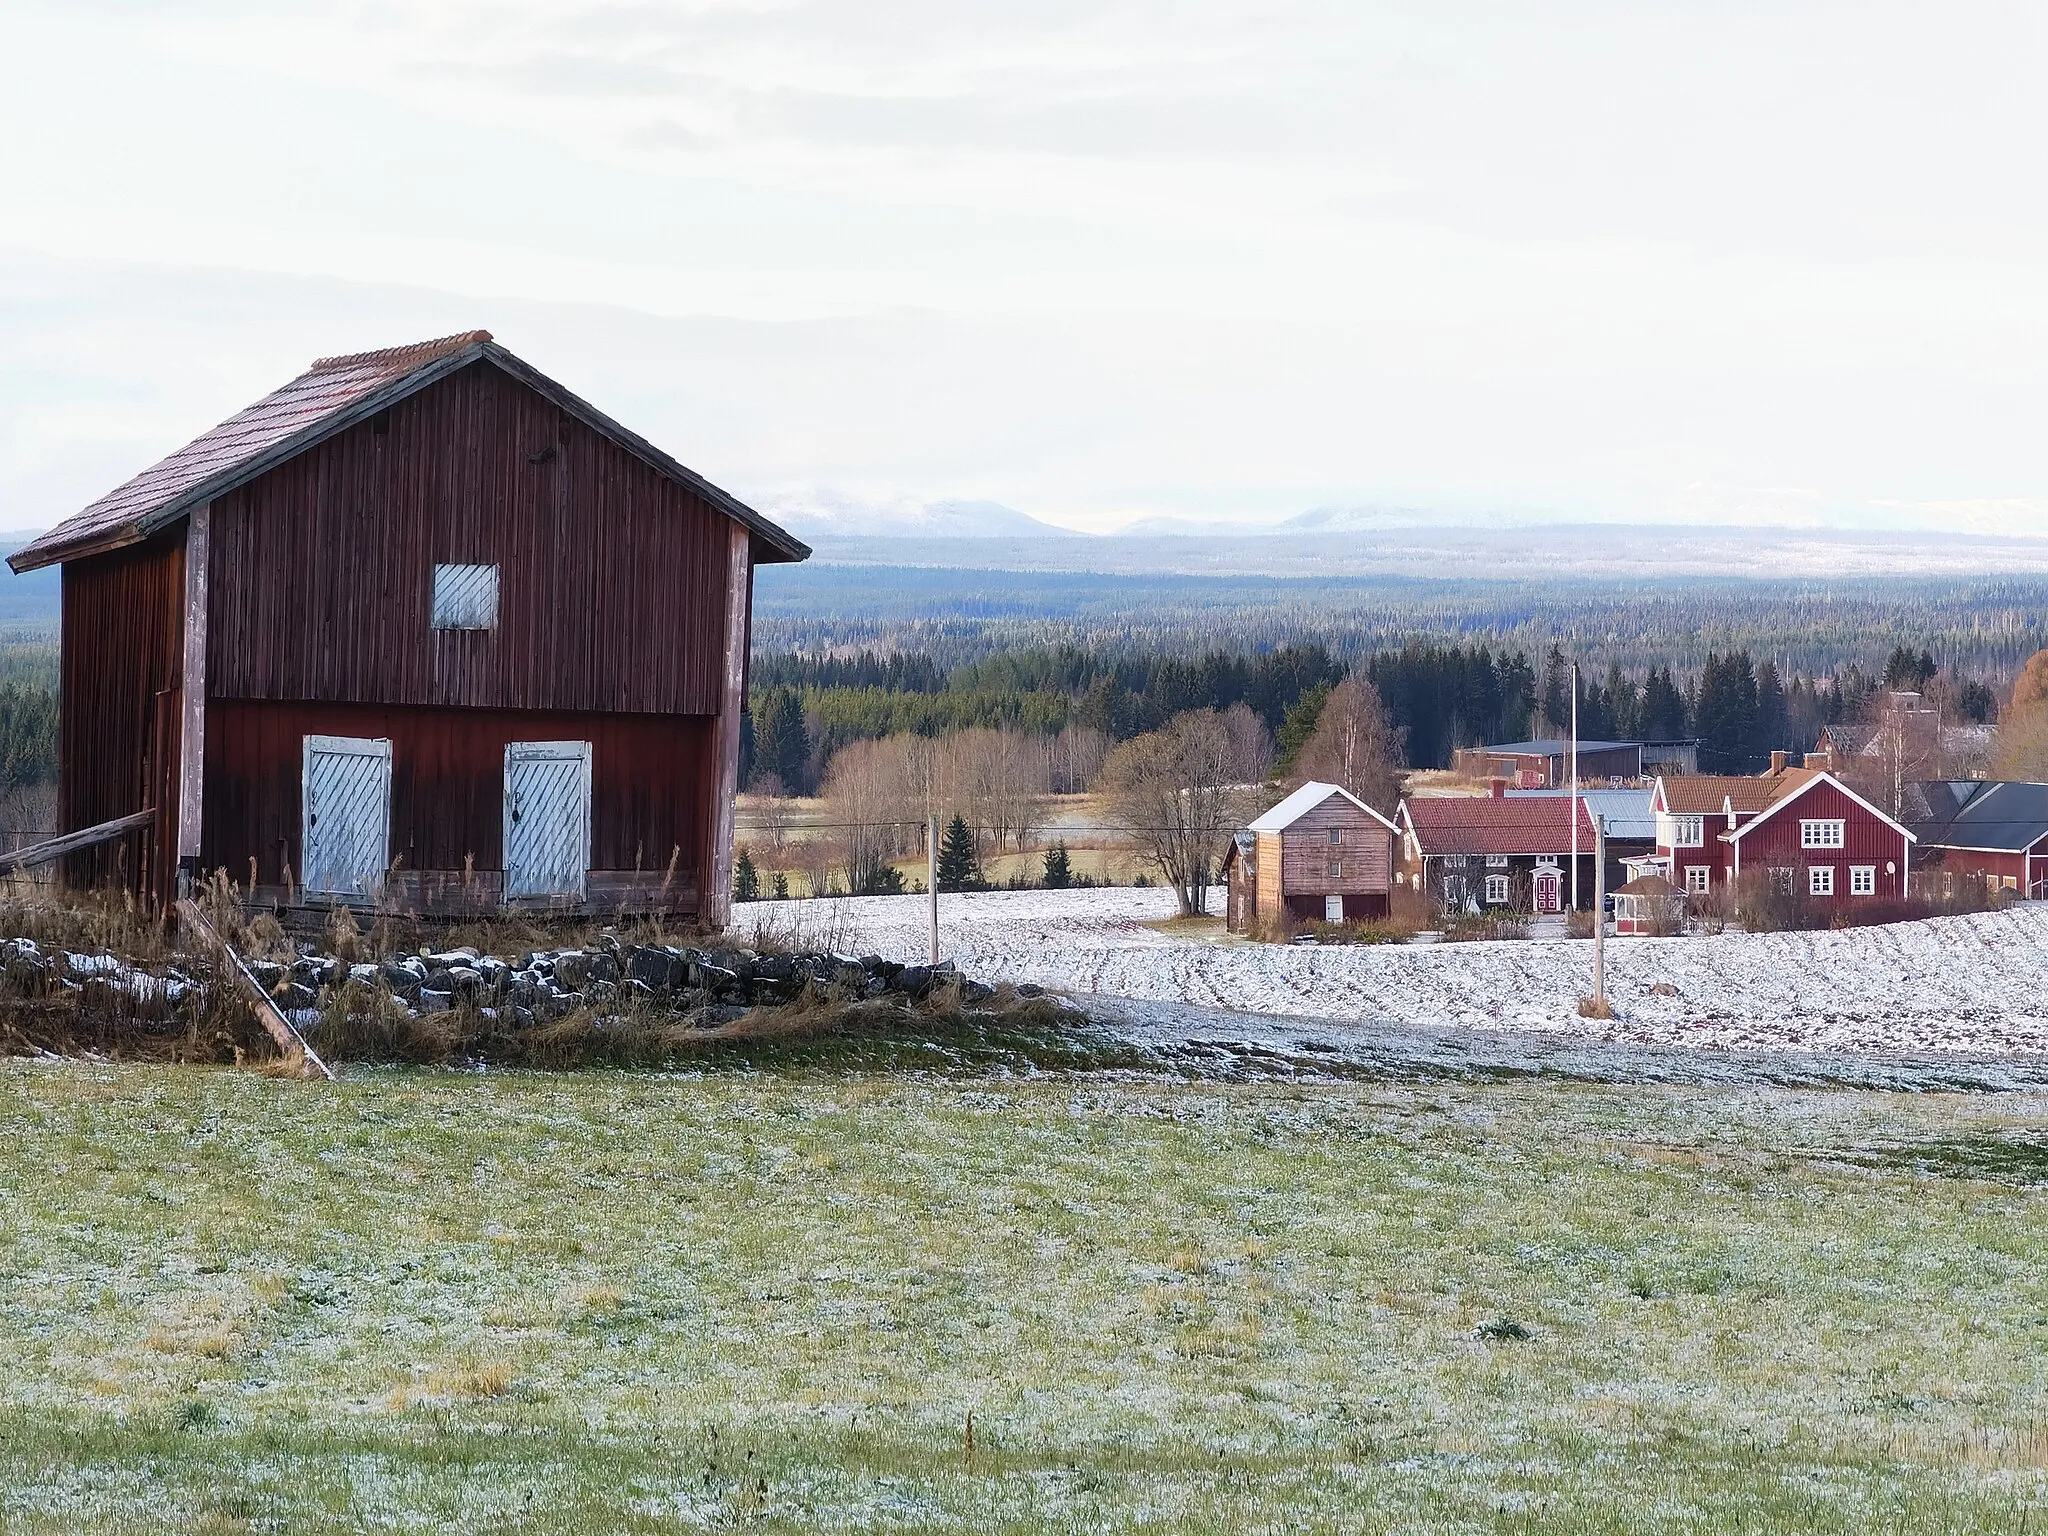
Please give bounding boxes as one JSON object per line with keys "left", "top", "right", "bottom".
{"left": 735, "top": 887, "right": 2048, "bottom": 1058}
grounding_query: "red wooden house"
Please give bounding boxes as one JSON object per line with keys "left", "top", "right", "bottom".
{"left": 8, "top": 331, "right": 808, "bottom": 924}
{"left": 1397, "top": 787, "right": 1615, "bottom": 914}
{"left": 1647, "top": 753, "right": 1913, "bottom": 905}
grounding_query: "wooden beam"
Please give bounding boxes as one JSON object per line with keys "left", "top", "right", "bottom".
{"left": 0, "top": 810, "right": 155, "bottom": 874}
{"left": 176, "top": 503, "right": 209, "bottom": 868}
{"left": 174, "top": 898, "right": 334, "bottom": 1081}
{"left": 706, "top": 520, "right": 751, "bottom": 930}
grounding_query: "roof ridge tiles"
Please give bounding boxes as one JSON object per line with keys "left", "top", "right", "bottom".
{"left": 310, "top": 330, "right": 493, "bottom": 371}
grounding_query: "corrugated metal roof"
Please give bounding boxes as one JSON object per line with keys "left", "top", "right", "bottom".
{"left": 1911, "top": 779, "right": 2048, "bottom": 852}
{"left": 1400, "top": 795, "right": 1596, "bottom": 856}
{"left": 1473, "top": 739, "right": 1638, "bottom": 756}
{"left": 1507, "top": 787, "right": 1656, "bottom": 840}
{"left": 9, "top": 332, "right": 809, "bottom": 572}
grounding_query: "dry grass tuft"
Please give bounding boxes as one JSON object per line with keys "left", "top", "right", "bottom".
{"left": 1578, "top": 995, "right": 1616, "bottom": 1019}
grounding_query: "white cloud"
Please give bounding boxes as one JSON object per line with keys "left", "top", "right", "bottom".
{"left": 5, "top": 1, "right": 2048, "bottom": 533}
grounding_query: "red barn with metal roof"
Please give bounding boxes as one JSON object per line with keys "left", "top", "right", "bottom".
{"left": 10, "top": 331, "right": 808, "bottom": 923}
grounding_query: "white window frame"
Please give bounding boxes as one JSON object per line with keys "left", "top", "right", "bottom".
{"left": 1800, "top": 819, "right": 1845, "bottom": 850}
{"left": 1326, "top": 858, "right": 1342, "bottom": 879}
{"left": 1486, "top": 853, "right": 1510, "bottom": 868}
{"left": 1670, "top": 814, "right": 1704, "bottom": 848}
{"left": 1809, "top": 864, "right": 1835, "bottom": 896}
{"left": 1328, "top": 828, "right": 1342, "bottom": 846}
{"left": 1685, "top": 864, "right": 1710, "bottom": 894}
{"left": 1849, "top": 865, "right": 1876, "bottom": 896}
{"left": 1484, "top": 873, "right": 1510, "bottom": 905}
{"left": 432, "top": 562, "right": 500, "bottom": 630}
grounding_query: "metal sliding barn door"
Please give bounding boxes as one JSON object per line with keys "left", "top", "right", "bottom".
{"left": 503, "top": 741, "right": 592, "bottom": 901}
{"left": 301, "top": 736, "right": 392, "bottom": 900}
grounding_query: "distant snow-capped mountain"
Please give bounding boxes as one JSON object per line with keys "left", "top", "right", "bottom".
{"left": 761, "top": 491, "right": 1078, "bottom": 539}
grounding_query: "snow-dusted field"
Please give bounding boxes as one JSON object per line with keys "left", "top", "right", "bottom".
{"left": 736, "top": 887, "right": 2048, "bottom": 1057}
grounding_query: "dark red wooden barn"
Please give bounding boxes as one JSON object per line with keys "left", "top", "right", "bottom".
{"left": 8, "top": 330, "right": 808, "bottom": 924}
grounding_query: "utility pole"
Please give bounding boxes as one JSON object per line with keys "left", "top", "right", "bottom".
{"left": 1570, "top": 660, "right": 1581, "bottom": 915}
{"left": 927, "top": 813, "right": 940, "bottom": 964}
{"left": 1592, "top": 812, "right": 1608, "bottom": 1009}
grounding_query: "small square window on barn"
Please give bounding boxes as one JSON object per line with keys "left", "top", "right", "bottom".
{"left": 1850, "top": 865, "right": 1875, "bottom": 895}
{"left": 432, "top": 563, "right": 499, "bottom": 630}
{"left": 1809, "top": 864, "right": 1834, "bottom": 896}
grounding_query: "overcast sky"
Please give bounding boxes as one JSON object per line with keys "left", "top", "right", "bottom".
{"left": 6, "top": 0, "right": 2048, "bottom": 534}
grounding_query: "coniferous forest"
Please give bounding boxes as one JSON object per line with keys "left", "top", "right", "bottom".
{"left": 742, "top": 635, "right": 2000, "bottom": 795}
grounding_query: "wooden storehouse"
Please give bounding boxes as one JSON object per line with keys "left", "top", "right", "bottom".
{"left": 1223, "top": 781, "right": 1400, "bottom": 933}
{"left": 8, "top": 331, "right": 808, "bottom": 924}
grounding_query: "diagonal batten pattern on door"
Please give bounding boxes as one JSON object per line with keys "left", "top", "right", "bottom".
{"left": 504, "top": 741, "right": 591, "bottom": 901}
{"left": 302, "top": 736, "right": 391, "bottom": 898}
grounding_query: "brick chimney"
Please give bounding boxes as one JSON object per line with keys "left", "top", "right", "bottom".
{"left": 1489, "top": 777, "right": 1508, "bottom": 798}
{"left": 1769, "top": 750, "right": 1788, "bottom": 773}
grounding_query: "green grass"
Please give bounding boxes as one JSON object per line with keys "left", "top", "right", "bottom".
{"left": 1, "top": 1062, "right": 2046, "bottom": 1532}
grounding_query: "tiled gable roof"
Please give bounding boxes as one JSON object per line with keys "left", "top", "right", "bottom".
{"left": 1656, "top": 768, "right": 1817, "bottom": 817}
{"left": 1400, "top": 795, "right": 1595, "bottom": 856}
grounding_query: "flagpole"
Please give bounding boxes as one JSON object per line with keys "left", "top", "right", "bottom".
{"left": 1570, "top": 660, "right": 1580, "bottom": 915}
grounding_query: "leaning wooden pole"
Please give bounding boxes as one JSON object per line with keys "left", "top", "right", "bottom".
{"left": 175, "top": 899, "right": 334, "bottom": 1081}
{"left": 928, "top": 813, "right": 940, "bottom": 965}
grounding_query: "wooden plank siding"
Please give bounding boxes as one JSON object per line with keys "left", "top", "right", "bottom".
{"left": 58, "top": 526, "right": 186, "bottom": 903}
{"left": 201, "top": 700, "right": 715, "bottom": 910}
{"left": 1732, "top": 780, "right": 1911, "bottom": 901}
{"left": 204, "top": 360, "right": 733, "bottom": 716}
{"left": 1277, "top": 798, "right": 1394, "bottom": 897}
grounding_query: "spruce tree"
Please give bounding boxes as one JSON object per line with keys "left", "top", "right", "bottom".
{"left": 771, "top": 871, "right": 789, "bottom": 900}
{"left": 1042, "top": 840, "right": 1073, "bottom": 889}
{"left": 732, "top": 846, "right": 759, "bottom": 903}
{"left": 937, "top": 814, "right": 980, "bottom": 892}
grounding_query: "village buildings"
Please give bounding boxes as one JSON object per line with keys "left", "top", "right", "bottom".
{"left": 8, "top": 331, "right": 807, "bottom": 924}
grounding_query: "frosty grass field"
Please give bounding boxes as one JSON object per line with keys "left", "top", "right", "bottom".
{"left": 749, "top": 887, "right": 2048, "bottom": 1056}
{"left": 5, "top": 892, "right": 2048, "bottom": 1531}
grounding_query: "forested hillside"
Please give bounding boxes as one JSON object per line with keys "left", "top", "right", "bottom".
{"left": 753, "top": 564, "right": 2048, "bottom": 678}
{"left": 743, "top": 637, "right": 1993, "bottom": 794}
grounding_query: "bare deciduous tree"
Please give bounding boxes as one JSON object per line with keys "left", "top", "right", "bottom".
{"left": 1219, "top": 702, "right": 1274, "bottom": 785}
{"left": 1291, "top": 676, "right": 1406, "bottom": 812}
{"left": 1046, "top": 724, "right": 1110, "bottom": 796}
{"left": 1098, "top": 709, "right": 1257, "bottom": 916}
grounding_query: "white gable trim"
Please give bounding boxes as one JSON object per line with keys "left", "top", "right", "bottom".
{"left": 1248, "top": 781, "right": 1401, "bottom": 835}
{"left": 1726, "top": 770, "right": 1917, "bottom": 844}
